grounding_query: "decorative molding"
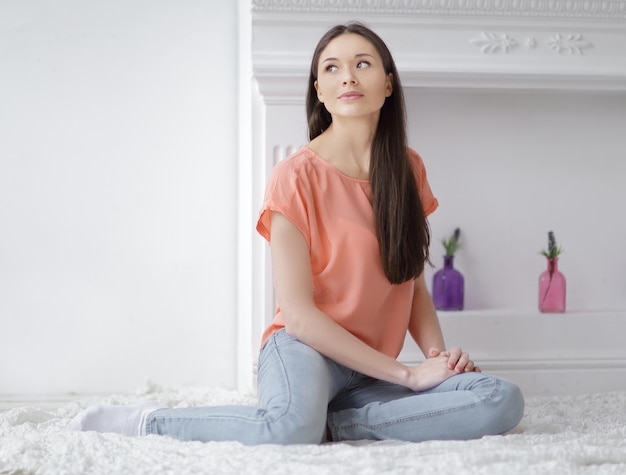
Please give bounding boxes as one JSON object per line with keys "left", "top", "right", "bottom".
{"left": 251, "top": 0, "right": 626, "bottom": 92}
{"left": 470, "top": 32, "right": 594, "bottom": 54}
{"left": 546, "top": 33, "right": 594, "bottom": 54}
{"left": 525, "top": 37, "right": 538, "bottom": 49}
{"left": 252, "top": 0, "right": 626, "bottom": 20}
{"left": 470, "top": 32, "right": 519, "bottom": 54}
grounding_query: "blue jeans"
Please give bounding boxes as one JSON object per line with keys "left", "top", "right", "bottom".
{"left": 145, "top": 329, "right": 524, "bottom": 445}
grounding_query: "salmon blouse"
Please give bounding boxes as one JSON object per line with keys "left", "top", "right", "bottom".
{"left": 256, "top": 147, "right": 438, "bottom": 358}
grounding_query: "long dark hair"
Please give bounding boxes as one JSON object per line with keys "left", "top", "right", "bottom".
{"left": 306, "top": 22, "right": 430, "bottom": 284}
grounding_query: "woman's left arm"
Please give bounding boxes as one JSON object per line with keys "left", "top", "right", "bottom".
{"left": 408, "top": 274, "right": 480, "bottom": 373}
{"left": 408, "top": 273, "right": 445, "bottom": 356}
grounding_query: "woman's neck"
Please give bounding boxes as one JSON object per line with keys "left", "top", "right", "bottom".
{"left": 309, "top": 119, "right": 377, "bottom": 179}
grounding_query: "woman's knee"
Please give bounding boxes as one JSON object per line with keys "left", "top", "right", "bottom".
{"left": 494, "top": 377, "right": 525, "bottom": 433}
{"left": 460, "top": 373, "right": 524, "bottom": 435}
{"left": 268, "top": 415, "right": 327, "bottom": 445}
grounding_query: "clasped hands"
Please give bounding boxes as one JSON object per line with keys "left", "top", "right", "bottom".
{"left": 428, "top": 346, "right": 481, "bottom": 374}
{"left": 405, "top": 346, "right": 480, "bottom": 393}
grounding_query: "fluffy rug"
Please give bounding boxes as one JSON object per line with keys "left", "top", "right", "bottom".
{"left": 1, "top": 381, "right": 625, "bottom": 474}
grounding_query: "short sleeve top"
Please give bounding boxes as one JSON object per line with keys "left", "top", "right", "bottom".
{"left": 256, "top": 146, "right": 438, "bottom": 358}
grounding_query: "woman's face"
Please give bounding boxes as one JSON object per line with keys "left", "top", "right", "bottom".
{"left": 314, "top": 33, "right": 392, "bottom": 122}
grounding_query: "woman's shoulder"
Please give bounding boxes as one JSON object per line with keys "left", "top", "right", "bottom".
{"left": 406, "top": 146, "right": 439, "bottom": 215}
{"left": 408, "top": 146, "right": 433, "bottom": 176}
{"left": 270, "top": 146, "right": 323, "bottom": 182}
{"left": 275, "top": 146, "right": 315, "bottom": 169}
{"left": 407, "top": 147, "right": 424, "bottom": 166}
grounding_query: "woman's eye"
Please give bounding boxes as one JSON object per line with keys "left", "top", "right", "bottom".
{"left": 325, "top": 64, "right": 338, "bottom": 72}
{"left": 356, "top": 61, "right": 371, "bottom": 69}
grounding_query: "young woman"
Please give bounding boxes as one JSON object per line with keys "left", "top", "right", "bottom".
{"left": 70, "top": 22, "right": 524, "bottom": 445}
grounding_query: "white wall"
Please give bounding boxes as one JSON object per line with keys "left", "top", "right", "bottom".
{"left": 0, "top": 0, "right": 240, "bottom": 394}
{"left": 3, "top": 1, "right": 624, "bottom": 397}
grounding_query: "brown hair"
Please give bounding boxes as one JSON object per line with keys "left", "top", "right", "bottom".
{"left": 306, "top": 22, "right": 430, "bottom": 284}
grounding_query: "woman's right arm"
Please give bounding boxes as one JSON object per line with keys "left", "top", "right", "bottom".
{"left": 269, "top": 212, "right": 456, "bottom": 392}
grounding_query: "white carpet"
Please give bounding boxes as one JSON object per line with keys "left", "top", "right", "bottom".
{"left": 1, "top": 381, "right": 625, "bottom": 474}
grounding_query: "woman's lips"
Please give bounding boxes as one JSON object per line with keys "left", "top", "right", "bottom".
{"left": 338, "top": 91, "right": 363, "bottom": 100}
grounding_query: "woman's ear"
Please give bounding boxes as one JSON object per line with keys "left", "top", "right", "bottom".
{"left": 315, "top": 80, "right": 324, "bottom": 103}
{"left": 385, "top": 73, "right": 393, "bottom": 97}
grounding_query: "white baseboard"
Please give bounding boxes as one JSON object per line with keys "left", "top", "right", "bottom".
{"left": 400, "top": 310, "right": 626, "bottom": 396}
{"left": 486, "top": 365, "right": 626, "bottom": 397}
{"left": 0, "top": 393, "right": 88, "bottom": 412}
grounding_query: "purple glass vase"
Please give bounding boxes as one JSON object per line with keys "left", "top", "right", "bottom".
{"left": 538, "top": 257, "right": 566, "bottom": 313}
{"left": 432, "top": 255, "right": 464, "bottom": 311}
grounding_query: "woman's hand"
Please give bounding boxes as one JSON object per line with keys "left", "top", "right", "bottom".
{"left": 427, "top": 347, "right": 481, "bottom": 373}
{"left": 405, "top": 346, "right": 482, "bottom": 393}
{"left": 406, "top": 356, "right": 457, "bottom": 392}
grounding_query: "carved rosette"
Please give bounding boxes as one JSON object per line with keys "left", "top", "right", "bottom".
{"left": 470, "top": 32, "right": 519, "bottom": 53}
{"left": 470, "top": 32, "right": 594, "bottom": 55}
{"left": 546, "top": 34, "right": 594, "bottom": 54}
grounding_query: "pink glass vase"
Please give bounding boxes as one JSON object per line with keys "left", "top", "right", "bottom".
{"left": 538, "top": 257, "right": 566, "bottom": 313}
{"left": 432, "top": 256, "right": 464, "bottom": 311}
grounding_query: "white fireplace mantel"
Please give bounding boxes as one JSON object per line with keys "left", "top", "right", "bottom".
{"left": 252, "top": 0, "right": 626, "bottom": 101}
{"left": 240, "top": 0, "right": 626, "bottom": 395}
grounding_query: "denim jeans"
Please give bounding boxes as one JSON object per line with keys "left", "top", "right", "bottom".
{"left": 145, "top": 329, "right": 524, "bottom": 445}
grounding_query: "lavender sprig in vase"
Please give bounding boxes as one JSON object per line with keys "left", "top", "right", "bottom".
{"left": 538, "top": 231, "right": 566, "bottom": 313}
{"left": 432, "top": 228, "right": 464, "bottom": 311}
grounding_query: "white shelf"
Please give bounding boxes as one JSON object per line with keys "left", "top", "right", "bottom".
{"left": 437, "top": 308, "right": 626, "bottom": 318}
